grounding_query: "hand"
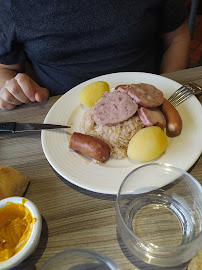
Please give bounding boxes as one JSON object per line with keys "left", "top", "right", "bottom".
{"left": 0, "top": 73, "right": 49, "bottom": 110}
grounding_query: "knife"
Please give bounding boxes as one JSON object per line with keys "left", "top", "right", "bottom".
{"left": 0, "top": 122, "right": 71, "bottom": 132}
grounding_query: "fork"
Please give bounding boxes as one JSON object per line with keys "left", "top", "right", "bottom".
{"left": 168, "top": 82, "right": 202, "bottom": 107}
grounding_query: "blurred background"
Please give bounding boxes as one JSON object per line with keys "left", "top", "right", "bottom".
{"left": 187, "top": 0, "right": 202, "bottom": 66}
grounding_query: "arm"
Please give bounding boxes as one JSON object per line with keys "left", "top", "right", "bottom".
{"left": 160, "top": 21, "right": 191, "bottom": 74}
{"left": 0, "top": 63, "right": 49, "bottom": 110}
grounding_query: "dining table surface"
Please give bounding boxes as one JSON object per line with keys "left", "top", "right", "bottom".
{"left": 0, "top": 66, "right": 202, "bottom": 270}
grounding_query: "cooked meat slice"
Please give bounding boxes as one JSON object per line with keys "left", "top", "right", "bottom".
{"left": 117, "top": 83, "right": 164, "bottom": 107}
{"left": 93, "top": 91, "right": 138, "bottom": 126}
{"left": 138, "top": 107, "right": 166, "bottom": 129}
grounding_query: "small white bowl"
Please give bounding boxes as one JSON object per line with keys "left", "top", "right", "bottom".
{"left": 0, "top": 197, "right": 42, "bottom": 270}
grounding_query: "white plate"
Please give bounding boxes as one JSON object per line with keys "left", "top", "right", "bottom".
{"left": 41, "top": 72, "right": 202, "bottom": 194}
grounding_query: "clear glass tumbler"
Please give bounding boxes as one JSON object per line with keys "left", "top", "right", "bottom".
{"left": 39, "top": 249, "right": 121, "bottom": 270}
{"left": 115, "top": 163, "right": 202, "bottom": 267}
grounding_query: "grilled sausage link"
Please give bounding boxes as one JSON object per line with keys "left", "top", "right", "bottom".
{"left": 161, "top": 98, "right": 182, "bottom": 136}
{"left": 115, "top": 84, "right": 128, "bottom": 90}
{"left": 69, "top": 132, "right": 110, "bottom": 162}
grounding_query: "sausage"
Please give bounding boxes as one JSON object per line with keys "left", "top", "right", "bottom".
{"left": 138, "top": 106, "right": 166, "bottom": 129}
{"left": 116, "top": 83, "right": 164, "bottom": 107}
{"left": 115, "top": 84, "right": 128, "bottom": 90}
{"left": 69, "top": 132, "right": 110, "bottom": 162}
{"left": 161, "top": 98, "right": 182, "bottom": 136}
{"left": 93, "top": 91, "right": 138, "bottom": 126}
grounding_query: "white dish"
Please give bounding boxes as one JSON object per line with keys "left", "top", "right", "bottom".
{"left": 41, "top": 72, "right": 202, "bottom": 194}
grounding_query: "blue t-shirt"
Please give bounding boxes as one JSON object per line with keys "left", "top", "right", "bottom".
{"left": 0, "top": 0, "right": 188, "bottom": 96}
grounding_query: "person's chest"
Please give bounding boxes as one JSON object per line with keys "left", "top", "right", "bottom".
{"left": 11, "top": 0, "right": 162, "bottom": 63}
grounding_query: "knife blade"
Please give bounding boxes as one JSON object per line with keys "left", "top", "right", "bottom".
{"left": 0, "top": 122, "right": 71, "bottom": 132}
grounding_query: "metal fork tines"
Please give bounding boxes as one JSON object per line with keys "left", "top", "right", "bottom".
{"left": 168, "top": 82, "right": 202, "bottom": 107}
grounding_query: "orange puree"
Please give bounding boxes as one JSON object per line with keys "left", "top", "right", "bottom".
{"left": 0, "top": 200, "right": 36, "bottom": 262}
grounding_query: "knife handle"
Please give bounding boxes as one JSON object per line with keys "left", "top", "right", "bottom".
{"left": 0, "top": 122, "right": 16, "bottom": 132}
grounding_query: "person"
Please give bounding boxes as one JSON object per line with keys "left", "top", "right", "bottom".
{"left": 0, "top": 0, "right": 191, "bottom": 110}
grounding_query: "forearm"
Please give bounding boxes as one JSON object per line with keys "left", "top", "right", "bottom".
{"left": 160, "top": 39, "right": 190, "bottom": 73}
{"left": 160, "top": 22, "right": 191, "bottom": 74}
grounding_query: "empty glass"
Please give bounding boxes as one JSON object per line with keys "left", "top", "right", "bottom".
{"left": 39, "top": 249, "right": 121, "bottom": 270}
{"left": 115, "top": 163, "right": 202, "bottom": 267}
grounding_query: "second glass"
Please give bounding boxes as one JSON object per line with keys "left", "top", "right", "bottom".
{"left": 115, "top": 163, "right": 202, "bottom": 267}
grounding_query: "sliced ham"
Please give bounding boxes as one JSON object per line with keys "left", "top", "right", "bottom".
{"left": 93, "top": 91, "right": 138, "bottom": 126}
{"left": 117, "top": 83, "right": 164, "bottom": 107}
{"left": 138, "top": 107, "right": 166, "bottom": 129}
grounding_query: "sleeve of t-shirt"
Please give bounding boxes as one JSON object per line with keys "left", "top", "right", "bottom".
{"left": 160, "top": 0, "right": 189, "bottom": 33}
{"left": 0, "top": 1, "right": 26, "bottom": 65}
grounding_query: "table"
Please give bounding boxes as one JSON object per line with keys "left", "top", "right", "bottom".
{"left": 0, "top": 67, "right": 202, "bottom": 270}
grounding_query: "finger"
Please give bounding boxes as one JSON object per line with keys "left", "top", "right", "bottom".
{"left": 0, "top": 97, "right": 16, "bottom": 110}
{"left": 14, "top": 73, "right": 36, "bottom": 102}
{"left": 30, "top": 80, "right": 49, "bottom": 102}
{"left": 0, "top": 86, "right": 23, "bottom": 105}
{"left": 35, "top": 87, "right": 49, "bottom": 102}
{"left": 4, "top": 79, "right": 31, "bottom": 104}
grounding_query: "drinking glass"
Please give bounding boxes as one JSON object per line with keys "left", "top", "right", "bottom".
{"left": 115, "top": 163, "right": 202, "bottom": 267}
{"left": 39, "top": 249, "right": 121, "bottom": 270}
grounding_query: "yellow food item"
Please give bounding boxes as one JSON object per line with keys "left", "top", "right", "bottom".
{"left": 127, "top": 126, "right": 168, "bottom": 162}
{"left": 79, "top": 81, "right": 110, "bottom": 107}
{"left": 0, "top": 200, "right": 35, "bottom": 262}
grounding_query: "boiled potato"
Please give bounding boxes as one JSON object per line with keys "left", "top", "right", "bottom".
{"left": 79, "top": 81, "right": 109, "bottom": 107}
{"left": 79, "top": 81, "right": 110, "bottom": 107}
{"left": 127, "top": 126, "right": 168, "bottom": 162}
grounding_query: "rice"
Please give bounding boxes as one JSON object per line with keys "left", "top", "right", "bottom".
{"left": 79, "top": 108, "right": 145, "bottom": 159}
